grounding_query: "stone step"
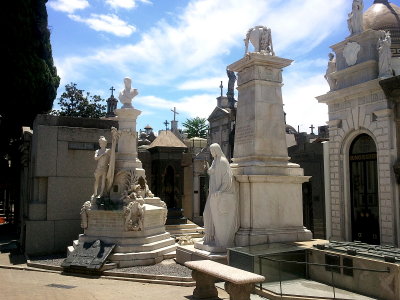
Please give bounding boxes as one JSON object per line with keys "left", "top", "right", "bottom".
{"left": 166, "top": 223, "right": 199, "bottom": 230}
{"left": 110, "top": 244, "right": 177, "bottom": 262}
{"left": 163, "top": 250, "right": 176, "bottom": 259}
{"left": 113, "top": 237, "right": 176, "bottom": 253}
{"left": 84, "top": 225, "right": 165, "bottom": 238}
{"left": 79, "top": 232, "right": 172, "bottom": 245}
{"left": 167, "top": 227, "right": 204, "bottom": 235}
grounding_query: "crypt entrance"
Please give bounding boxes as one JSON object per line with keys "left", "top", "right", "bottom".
{"left": 349, "top": 134, "right": 380, "bottom": 245}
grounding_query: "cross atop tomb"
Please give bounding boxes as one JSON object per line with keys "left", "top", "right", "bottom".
{"left": 219, "top": 81, "right": 223, "bottom": 98}
{"left": 110, "top": 86, "right": 115, "bottom": 97}
{"left": 171, "top": 107, "right": 179, "bottom": 121}
{"left": 164, "top": 120, "right": 169, "bottom": 131}
{"left": 309, "top": 124, "right": 315, "bottom": 134}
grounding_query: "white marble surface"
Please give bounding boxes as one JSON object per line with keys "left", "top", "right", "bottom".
{"left": 228, "top": 48, "right": 312, "bottom": 246}
{"left": 202, "top": 143, "right": 239, "bottom": 249}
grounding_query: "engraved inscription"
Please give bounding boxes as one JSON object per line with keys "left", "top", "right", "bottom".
{"left": 235, "top": 124, "right": 254, "bottom": 145}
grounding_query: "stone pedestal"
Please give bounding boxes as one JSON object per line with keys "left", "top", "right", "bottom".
{"left": 71, "top": 197, "right": 175, "bottom": 267}
{"left": 228, "top": 53, "right": 312, "bottom": 246}
{"left": 114, "top": 108, "right": 144, "bottom": 174}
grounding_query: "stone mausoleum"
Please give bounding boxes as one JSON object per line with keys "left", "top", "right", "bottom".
{"left": 317, "top": 0, "right": 400, "bottom": 246}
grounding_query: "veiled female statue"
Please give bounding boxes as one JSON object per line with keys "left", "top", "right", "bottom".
{"left": 203, "top": 143, "right": 239, "bottom": 249}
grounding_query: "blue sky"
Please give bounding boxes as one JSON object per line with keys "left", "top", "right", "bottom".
{"left": 47, "top": 0, "right": 381, "bottom": 134}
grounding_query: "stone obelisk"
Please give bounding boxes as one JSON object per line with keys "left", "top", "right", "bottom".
{"left": 230, "top": 26, "right": 312, "bottom": 246}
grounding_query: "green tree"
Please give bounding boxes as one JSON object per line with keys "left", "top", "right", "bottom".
{"left": 52, "top": 83, "right": 106, "bottom": 118}
{"left": 3, "top": 0, "right": 60, "bottom": 137}
{"left": 182, "top": 117, "right": 208, "bottom": 138}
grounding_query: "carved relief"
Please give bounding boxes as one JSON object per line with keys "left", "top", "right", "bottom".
{"left": 124, "top": 200, "right": 145, "bottom": 231}
{"left": 343, "top": 42, "right": 361, "bottom": 66}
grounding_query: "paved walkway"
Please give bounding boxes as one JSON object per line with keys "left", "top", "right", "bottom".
{"left": 0, "top": 249, "right": 230, "bottom": 300}
{"left": 0, "top": 267, "right": 228, "bottom": 300}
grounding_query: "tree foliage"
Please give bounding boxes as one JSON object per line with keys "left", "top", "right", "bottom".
{"left": 2, "top": 0, "right": 60, "bottom": 155}
{"left": 52, "top": 83, "right": 106, "bottom": 118}
{"left": 182, "top": 117, "right": 209, "bottom": 138}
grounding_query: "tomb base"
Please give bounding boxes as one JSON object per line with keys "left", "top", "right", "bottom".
{"left": 233, "top": 173, "right": 312, "bottom": 247}
{"left": 68, "top": 198, "right": 176, "bottom": 267}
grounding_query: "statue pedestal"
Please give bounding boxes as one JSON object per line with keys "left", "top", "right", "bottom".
{"left": 70, "top": 197, "right": 175, "bottom": 267}
{"left": 228, "top": 53, "right": 312, "bottom": 247}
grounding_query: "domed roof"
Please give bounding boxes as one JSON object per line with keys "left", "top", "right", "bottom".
{"left": 363, "top": 1, "right": 400, "bottom": 32}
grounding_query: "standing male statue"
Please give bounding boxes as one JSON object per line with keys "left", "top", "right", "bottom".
{"left": 92, "top": 127, "right": 118, "bottom": 199}
{"left": 203, "top": 143, "right": 239, "bottom": 249}
{"left": 347, "top": 0, "right": 364, "bottom": 36}
{"left": 119, "top": 77, "right": 138, "bottom": 108}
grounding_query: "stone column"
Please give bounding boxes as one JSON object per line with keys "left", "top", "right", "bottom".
{"left": 228, "top": 53, "right": 312, "bottom": 246}
{"left": 110, "top": 108, "right": 146, "bottom": 200}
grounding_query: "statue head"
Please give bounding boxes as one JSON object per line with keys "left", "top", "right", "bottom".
{"left": 99, "top": 136, "right": 107, "bottom": 148}
{"left": 123, "top": 77, "right": 132, "bottom": 89}
{"left": 328, "top": 53, "right": 334, "bottom": 60}
{"left": 210, "top": 143, "right": 224, "bottom": 158}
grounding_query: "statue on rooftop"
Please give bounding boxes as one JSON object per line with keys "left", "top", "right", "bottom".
{"left": 325, "top": 53, "right": 337, "bottom": 90}
{"left": 377, "top": 31, "right": 393, "bottom": 78}
{"left": 226, "top": 68, "right": 236, "bottom": 108}
{"left": 119, "top": 77, "right": 138, "bottom": 108}
{"left": 203, "top": 143, "right": 239, "bottom": 249}
{"left": 347, "top": 0, "right": 364, "bottom": 36}
{"left": 244, "top": 26, "right": 274, "bottom": 56}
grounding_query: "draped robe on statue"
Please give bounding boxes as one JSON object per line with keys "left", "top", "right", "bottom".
{"left": 203, "top": 145, "right": 239, "bottom": 248}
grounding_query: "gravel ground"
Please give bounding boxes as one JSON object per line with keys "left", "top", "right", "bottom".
{"left": 29, "top": 255, "right": 192, "bottom": 277}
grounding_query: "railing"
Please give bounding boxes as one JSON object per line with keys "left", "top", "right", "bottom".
{"left": 257, "top": 255, "right": 390, "bottom": 299}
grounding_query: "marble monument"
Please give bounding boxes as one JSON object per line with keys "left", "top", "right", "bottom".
{"left": 229, "top": 26, "right": 312, "bottom": 246}
{"left": 66, "top": 77, "right": 175, "bottom": 268}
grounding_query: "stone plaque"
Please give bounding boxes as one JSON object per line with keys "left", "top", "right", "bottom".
{"left": 61, "top": 240, "right": 115, "bottom": 270}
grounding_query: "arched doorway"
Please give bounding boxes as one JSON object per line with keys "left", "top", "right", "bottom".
{"left": 349, "top": 134, "right": 380, "bottom": 244}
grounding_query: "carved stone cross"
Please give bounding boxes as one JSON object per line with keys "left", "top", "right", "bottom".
{"left": 171, "top": 107, "right": 179, "bottom": 121}
{"left": 219, "top": 81, "right": 223, "bottom": 98}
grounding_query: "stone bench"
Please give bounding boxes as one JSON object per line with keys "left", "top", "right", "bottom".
{"left": 185, "top": 260, "right": 265, "bottom": 300}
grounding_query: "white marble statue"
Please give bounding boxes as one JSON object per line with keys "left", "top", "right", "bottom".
{"left": 124, "top": 200, "right": 145, "bottom": 231}
{"left": 325, "top": 53, "right": 337, "bottom": 90}
{"left": 203, "top": 143, "right": 239, "bottom": 249}
{"left": 92, "top": 127, "right": 118, "bottom": 199}
{"left": 347, "top": 0, "right": 364, "bottom": 36}
{"left": 80, "top": 201, "right": 91, "bottom": 229}
{"left": 378, "top": 31, "right": 393, "bottom": 78}
{"left": 119, "top": 77, "right": 138, "bottom": 108}
{"left": 244, "top": 26, "right": 274, "bottom": 56}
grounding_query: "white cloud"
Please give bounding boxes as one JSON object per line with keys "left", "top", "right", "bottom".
{"left": 48, "top": 0, "right": 89, "bottom": 13}
{"left": 57, "top": 0, "right": 348, "bottom": 85}
{"left": 135, "top": 94, "right": 216, "bottom": 119}
{"left": 54, "top": 0, "right": 348, "bottom": 129}
{"left": 105, "top": 0, "right": 151, "bottom": 10}
{"left": 69, "top": 14, "right": 136, "bottom": 37}
{"left": 283, "top": 70, "right": 329, "bottom": 133}
{"left": 178, "top": 77, "right": 226, "bottom": 91}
